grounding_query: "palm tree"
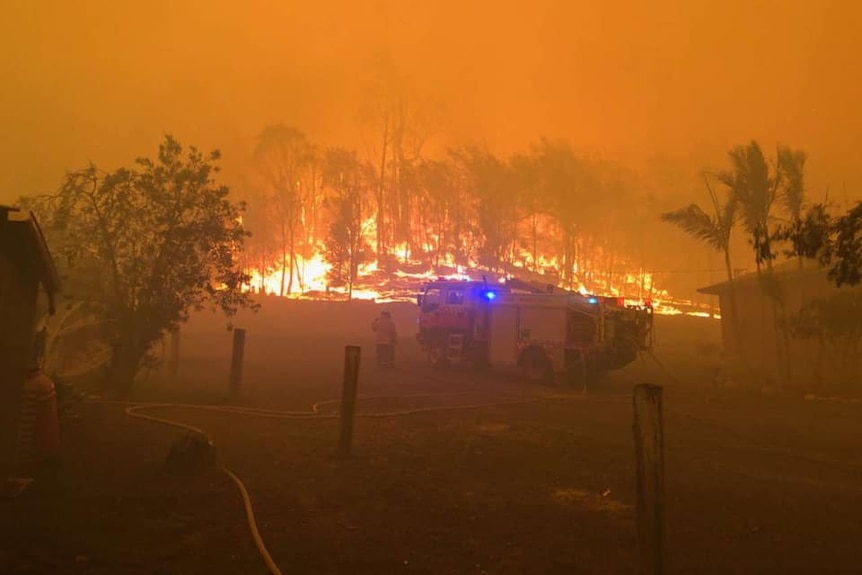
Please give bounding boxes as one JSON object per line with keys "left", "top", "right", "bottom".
{"left": 661, "top": 174, "right": 738, "bottom": 292}
{"left": 717, "top": 141, "right": 778, "bottom": 272}
{"left": 777, "top": 146, "right": 806, "bottom": 219}
{"left": 777, "top": 146, "right": 808, "bottom": 268}
{"left": 717, "top": 140, "right": 802, "bottom": 384}
{"left": 661, "top": 174, "right": 741, "bottom": 349}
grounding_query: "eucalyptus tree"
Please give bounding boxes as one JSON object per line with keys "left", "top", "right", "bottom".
{"left": 253, "top": 124, "right": 313, "bottom": 295}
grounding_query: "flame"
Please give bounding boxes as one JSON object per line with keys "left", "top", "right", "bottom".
{"left": 241, "top": 213, "right": 717, "bottom": 317}
{"left": 248, "top": 252, "right": 331, "bottom": 297}
{"left": 244, "top": 254, "right": 716, "bottom": 317}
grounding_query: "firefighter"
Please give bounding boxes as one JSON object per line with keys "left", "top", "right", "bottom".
{"left": 371, "top": 310, "right": 397, "bottom": 368}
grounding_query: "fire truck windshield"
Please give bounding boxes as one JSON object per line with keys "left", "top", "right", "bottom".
{"left": 422, "top": 287, "right": 441, "bottom": 312}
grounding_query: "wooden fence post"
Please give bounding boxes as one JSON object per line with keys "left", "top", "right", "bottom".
{"left": 633, "top": 383, "right": 665, "bottom": 575}
{"left": 337, "top": 345, "right": 361, "bottom": 458}
{"left": 228, "top": 328, "right": 246, "bottom": 398}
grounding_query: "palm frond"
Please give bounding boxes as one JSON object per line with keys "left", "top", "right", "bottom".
{"left": 720, "top": 141, "right": 774, "bottom": 234}
{"left": 777, "top": 145, "right": 807, "bottom": 219}
{"left": 660, "top": 204, "right": 726, "bottom": 251}
{"left": 719, "top": 193, "right": 738, "bottom": 231}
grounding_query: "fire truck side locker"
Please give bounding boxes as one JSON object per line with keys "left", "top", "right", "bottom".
{"left": 517, "top": 304, "right": 567, "bottom": 373}
{"left": 487, "top": 303, "right": 519, "bottom": 368}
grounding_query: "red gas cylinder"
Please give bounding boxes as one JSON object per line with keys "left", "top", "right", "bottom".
{"left": 17, "top": 369, "right": 61, "bottom": 467}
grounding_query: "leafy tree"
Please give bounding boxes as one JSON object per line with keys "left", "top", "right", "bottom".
{"left": 780, "top": 201, "right": 862, "bottom": 388}
{"left": 790, "top": 290, "right": 862, "bottom": 384}
{"left": 774, "top": 203, "right": 832, "bottom": 264}
{"left": 829, "top": 201, "right": 862, "bottom": 287}
{"left": 778, "top": 201, "right": 862, "bottom": 288}
{"left": 22, "top": 136, "right": 255, "bottom": 394}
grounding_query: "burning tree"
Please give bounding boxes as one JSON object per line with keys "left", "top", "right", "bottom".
{"left": 241, "top": 182, "right": 280, "bottom": 293}
{"left": 527, "top": 139, "right": 600, "bottom": 289}
{"left": 358, "top": 52, "right": 443, "bottom": 268}
{"left": 240, "top": 126, "right": 679, "bottom": 306}
{"left": 253, "top": 124, "right": 314, "bottom": 296}
{"left": 453, "top": 146, "right": 519, "bottom": 271}
{"left": 21, "top": 135, "right": 254, "bottom": 394}
{"left": 322, "top": 148, "right": 371, "bottom": 299}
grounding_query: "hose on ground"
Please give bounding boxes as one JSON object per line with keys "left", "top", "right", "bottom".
{"left": 124, "top": 403, "right": 284, "bottom": 575}
{"left": 221, "top": 466, "right": 284, "bottom": 575}
{"left": 101, "top": 388, "right": 626, "bottom": 575}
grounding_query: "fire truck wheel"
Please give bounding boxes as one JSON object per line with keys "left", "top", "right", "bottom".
{"left": 521, "top": 348, "right": 552, "bottom": 385}
{"left": 428, "top": 343, "right": 448, "bottom": 368}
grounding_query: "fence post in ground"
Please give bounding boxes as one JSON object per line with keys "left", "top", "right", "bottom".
{"left": 633, "top": 383, "right": 665, "bottom": 575}
{"left": 169, "top": 327, "right": 180, "bottom": 380}
{"left": 228, "top": 328, "right": 246, "bottom": 398}
{"left": 337, "top": 345, "right": 361, "bottom": 458}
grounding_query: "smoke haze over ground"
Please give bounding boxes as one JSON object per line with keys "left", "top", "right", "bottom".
{"left": 2, "top": 0, "right": 860, "bottom": 203}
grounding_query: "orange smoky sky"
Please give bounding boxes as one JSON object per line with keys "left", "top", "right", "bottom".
{"left": 1, "top": 0, "right": 860, "bottom": 203}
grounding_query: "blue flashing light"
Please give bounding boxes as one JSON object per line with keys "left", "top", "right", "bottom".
{"left": 587, "top": 296, "right": 599, "bottom": 305}
{"left": 482, "top": 290, "right": 497, "bottom": 302}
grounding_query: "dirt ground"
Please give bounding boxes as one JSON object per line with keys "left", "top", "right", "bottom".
{"left": 2, "top": 297, "right": 861, "bottom": 574}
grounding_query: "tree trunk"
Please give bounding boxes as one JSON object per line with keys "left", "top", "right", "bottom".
{"left": 287, "top": 228, "right": 296, "bottom": 295}
{"left": 294, "top": 255, "right": 304, "bottom": 293}
{"left": 531, "top": 214, "right": 538, "bottom": 273}
{"left": 109, "top": 339, "right": 148, "bottom": 397}
{"left": 723, "top": 247, "right": 742, "bottom": 354}
{"left": 309, "top": 162, "right": 319, "bottom": 247}
{"left": 562, "top": 223, "right": 576, "bottom": 289}
{"left": 376, "top": 118, "right": 389, "bottom": 259}
{"left": 280, "top": 220, "right": 288, "bottom": 297}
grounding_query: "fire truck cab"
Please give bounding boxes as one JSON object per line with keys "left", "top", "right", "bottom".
{"left": 416, "top": 278, "right": 653, "bottom": 385}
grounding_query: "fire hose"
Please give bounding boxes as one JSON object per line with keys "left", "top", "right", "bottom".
{"left": 91, "top": 388, "right": 626, "bottom": 574}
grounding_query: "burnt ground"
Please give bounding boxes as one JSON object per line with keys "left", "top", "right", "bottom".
{"left": 2, "top": 297, "right": 861, "bottom": 574}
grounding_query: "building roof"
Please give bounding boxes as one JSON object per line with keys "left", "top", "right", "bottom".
{"left": 0, "top": 206, "right": 60, "bottom": 313}
{"left": 697, "top": 259, "right": 826, "bottom": 295}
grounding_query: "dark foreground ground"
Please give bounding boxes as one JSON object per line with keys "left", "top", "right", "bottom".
{"left": 2, "top": 298, "right": 861, "bottom": 574}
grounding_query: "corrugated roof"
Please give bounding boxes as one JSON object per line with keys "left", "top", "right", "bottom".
{"left": 697, "top": 259, "right": 825, "bottom": 295}
{"left": 0, "top": 206, "right": 60, "bottom": 313}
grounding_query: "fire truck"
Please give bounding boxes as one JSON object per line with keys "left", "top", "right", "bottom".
{"left": 415, "top": 277, "right": 653, "bottom": 385}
